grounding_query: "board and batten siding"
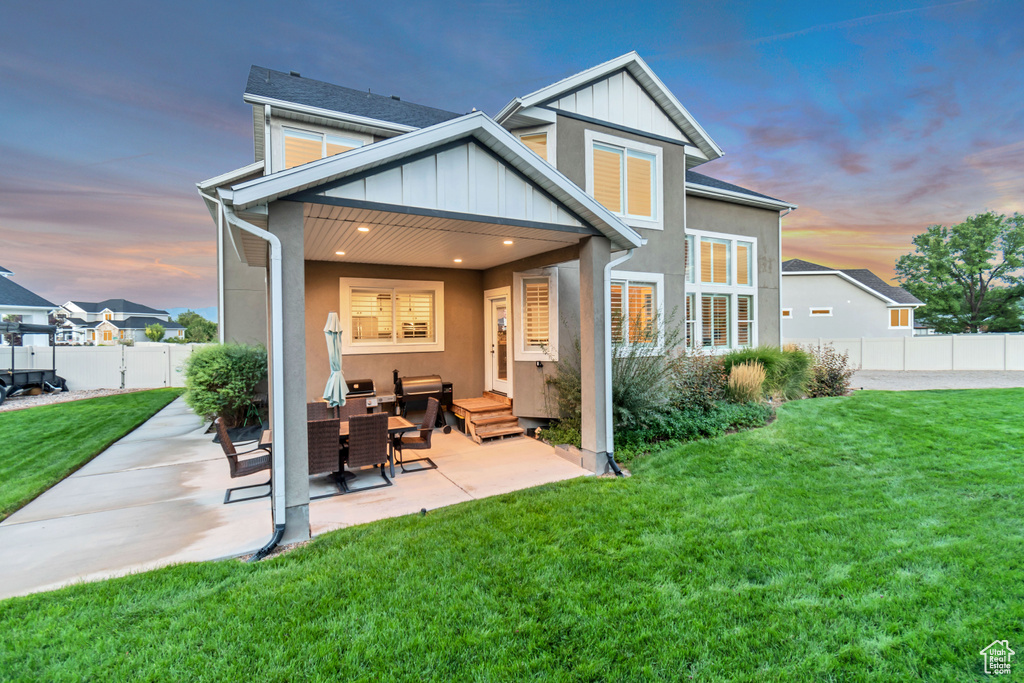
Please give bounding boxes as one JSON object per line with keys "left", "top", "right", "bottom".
{"left": 319, "top": 142, "right": 584, "bottom": 228}
{"left": 547, "top": 70, "right": 690, "bottom": 143}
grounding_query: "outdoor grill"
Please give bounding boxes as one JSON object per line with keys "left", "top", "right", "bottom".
{"left": 344, "top": 378, "right": 376, "bottom": 399}
{"left": 393, "top": 370, "right": 452, "bottom": 429}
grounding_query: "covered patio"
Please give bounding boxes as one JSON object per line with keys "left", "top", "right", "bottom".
{"left": 199, "top": 112, "right": 643, "bottom": 546}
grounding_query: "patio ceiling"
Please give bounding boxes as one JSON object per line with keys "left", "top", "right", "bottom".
{"left": 302, "top": 202, "right": 584, "bottom": 269}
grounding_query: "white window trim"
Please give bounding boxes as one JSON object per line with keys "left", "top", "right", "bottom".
{"left": 809, "top": 307, "right": 833, "bottom": 317}
{"left": 512, "top": 268, "right": 559, "bottom": 362}
{"left": 888, "top": 306, "right": 913, "bottom": 329}
{"left": 339, "top": 277, "right": 445, "bottom": 355}
{"left": 514, "top": 124, "right": 556, "bottom": 167}
{"left": 686, "top": 229, "right": 759, "bottom": 351}
{"left": 584, "top": 130, "right": 664, "bottom": 231}
{"left": 271, "top": 121, "right": 373, "bottom": 173}
{"left": 781, "top": 308, "right": 793, "bottom": 319}
{"left": 610, "top": 270, "right": 665, "bottom": 351}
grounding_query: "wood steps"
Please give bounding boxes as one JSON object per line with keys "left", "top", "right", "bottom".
{"left": 452, "top": 395, "right": 525, "bottom": 444}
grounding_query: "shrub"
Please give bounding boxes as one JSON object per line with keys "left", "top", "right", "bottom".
{"left": 144, "top": 323, "right": 165, "bottom": 343}
{"left": 805, "top": 344, "right": 857, "bottom": 397}
{"left": 547, "top": 311, "right": 684, "bottom": 433}
{"left": 184, "top": 344, "right": 267, "bottom": 426}
{"left": 721, "top": 345, "right": 812, "bottom": 400}
{"left": 670, "top": 349, "right": 727, "bottom": 413}
{"left": 728, "top": 361, "right": 766, "bottom": 403}
{"left": 717, "top": 401, "right": 775, "bottom": 431}
{"left": 614, "top": 400, "right": 775, "bottom": 459}
{"left": 538, "top": 420, "right": 581, "bottom": 448}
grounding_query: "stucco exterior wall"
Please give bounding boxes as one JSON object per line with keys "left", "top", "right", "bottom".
{"left": 222, "top": 246, "right": 268, "bottom": 346}
{"left": 686, "top": 196, "right": 782, "bottom": 346}
{"left": 303, "top": 260, "right": 485, "bottom": 403}
{"left": 782, "top": 274, "right": 912, "bottom": 338}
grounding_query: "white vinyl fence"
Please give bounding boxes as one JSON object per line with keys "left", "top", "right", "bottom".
{"left": 1, "top": 344, "right": 209, "bottom": 390}
{"left": 789, "top": 334, "right": 1024, "bottom": 371}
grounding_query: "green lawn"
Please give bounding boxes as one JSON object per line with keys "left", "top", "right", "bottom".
{"left": 1, "top": 389, "right": 1022, "bottom": 681}
{"left": 0, "top": 389, "right": 182, "bottom": 520}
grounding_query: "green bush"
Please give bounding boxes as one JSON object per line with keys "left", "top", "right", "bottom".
{"left": 670, "top": 349, "right": 727, "bottom": 413}
{"left": 184, "top": 344, "right": 267, "bottom": 426}
{"left": 717, "top": 401, "right": 775, "bottom": 431}
{"left": 614, "top": 401, "right": 775, "bottom": 459}
{"left": 144, "top": 323, "right": 165, "bottom": 343}
{"left": 805, "top": 344, "right": 857, "bottom": 397}
{"left": 721, "top": 346, "right": 812, "bottom": 400}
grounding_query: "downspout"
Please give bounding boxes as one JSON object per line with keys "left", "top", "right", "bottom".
{"left": 603, "top": 247, "right": 636, "bottom": 477}
{"left": 200, "top": 190, "right": 287, "bottom": 559}
{"left": 778, "top": 208, "right": 793, "bottom": 345}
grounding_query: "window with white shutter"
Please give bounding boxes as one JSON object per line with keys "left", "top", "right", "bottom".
{"left": 341, "top": 278, "right": 445, "bottom": 354}
{"left": 514, "top": 269, "right": 559, "bottom": 361}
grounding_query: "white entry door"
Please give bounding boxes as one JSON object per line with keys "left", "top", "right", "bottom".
{"left": 485, "top": 290, "right": 510, "bottom": 395}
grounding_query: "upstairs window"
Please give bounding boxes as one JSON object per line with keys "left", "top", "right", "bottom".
{"left": 890, "top": 308, "right": 911, "bottom": 328}
{"left": 519, "top": 133, "right": 548, "bottom": 161}
{"left": 736, "top": 241, "right": 753, "bottom": 286}
{"left": 700, "top": 237, "right": 730, "bottom": 284}
{"left": 586, "top": 131, "right": 662, "bottom": 229}
{"left": 283, "top": 128, "right": 364, "bottom": 170}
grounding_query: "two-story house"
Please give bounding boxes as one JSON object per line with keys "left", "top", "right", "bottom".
{"left": 56, "top": 299, "right": 184, "bottom": 344}
{"left": 781, "top": 259, "right": 923, "bottom": 339}
{"left": 0, "top": 266, "right": 55, "bottom": 346}
{"left": 198, "top": 52, "right": 795, "bottom": 542}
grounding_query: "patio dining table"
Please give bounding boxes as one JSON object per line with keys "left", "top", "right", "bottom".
{"left": 261, "top": 415, "right": 417, "bottom": 477}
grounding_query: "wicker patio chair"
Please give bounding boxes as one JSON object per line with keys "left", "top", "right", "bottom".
{"left": 337, "top": 397, "right": 368, "bottom": 420}
{"left": 215, "top": 417, "right": 272, "bottom": 504}
{"left": 307, "top": 417, "right": 344, "bottom": 499}
{"left": 340, "top": 412, "right": 392, "bottom": 493}
{"left": 393, "top": 397, "right": 439, "bottom": 473}
{"left": 307, "top": 401, "right": 336, "bottom": 421}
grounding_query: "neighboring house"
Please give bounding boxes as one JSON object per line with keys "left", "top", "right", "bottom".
{"left": 781, "top": 259, "right": 923, "bottom": 338}
{"left": 198, "top": 52, "right": 795, "bottom": 542}
{"left": 55, "top": 299, "right": 184, "bottom": 344}
{"left": 0, "top": 266, "right": 55, "bottom": 346}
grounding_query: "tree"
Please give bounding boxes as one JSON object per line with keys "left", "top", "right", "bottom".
{"left": 2, "top": 314, "right": 22, "bottom": 346}
{"left": 144, "top": 323, "right": 166, "bottom": 342}
{"left": 895, "top": 212, "right": 1024, "bottom": 333}
{"left": 175, "top": 310, "right": 217, "bottom": 343}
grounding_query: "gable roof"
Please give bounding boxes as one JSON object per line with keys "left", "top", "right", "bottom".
{"left": 244, "top": 66, "right": 463, "bottom": 131}
{"left": 782, "top": 259, "right": 923, "bottom": 305}
{"left": 219, "top": 111, "right": 644, "bottom": 251}
{"left": 68, "top": 299, "right": 167, "bottom": 315}
{"left": 115, "top": 316, "right": 183, "bottom": 330}
{"left": 495, "top": 52, "right": 723, "bottom": 163}
{"left": 686, "top": 170, "right": 795, "bottom": 210}
{"left": 0, "top": 274, "right": 55, "bottom": 309}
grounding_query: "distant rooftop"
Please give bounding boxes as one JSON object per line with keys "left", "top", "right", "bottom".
{"left": 68, "top": 299, "right": 167, "bottom": 315}
{"left": 782, "top": 259, "right": 923, "bottom": 305}
{"left": 245, "top": 66, "right": 464, "bottom": 129}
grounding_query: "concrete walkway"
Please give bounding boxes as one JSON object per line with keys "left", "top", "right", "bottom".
{"left": 853, "top": 370, "right": 1024, "bottom": 391}
{"left": 0, "top": 398, "right": 271, "bottom": 600}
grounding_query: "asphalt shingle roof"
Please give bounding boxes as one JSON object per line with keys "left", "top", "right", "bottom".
{"left": 782, "top": 259, "right": 923, "bottom": 305}
{"left": 246, "top": 66, "right": 464, "bottom": 129}
{"left": 103, "top": 317, "right": 184, "bottom": 330}
{"left": 0, "top": 275, "right": 55, "bottom": 308}
{"left": 69, "top": 299, "right": 167, "bottom": 315}
{"left": 686, "top": 170, "right": 788, "bottom": 204}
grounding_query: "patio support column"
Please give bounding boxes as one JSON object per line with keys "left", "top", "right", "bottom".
{"left": 578, "top": 235, "right": 611, "bottom": 474}
{"left": 268, "top": 200, "right": 310, "bottom": 543}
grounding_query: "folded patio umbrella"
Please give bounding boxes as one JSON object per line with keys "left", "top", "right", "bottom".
{"left": 323, "top": 312, "right": 347, "bottom": 407}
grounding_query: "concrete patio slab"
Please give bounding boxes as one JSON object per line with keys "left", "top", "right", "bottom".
{"left": 1, "top": 397, "right": 589, "bottom": 600}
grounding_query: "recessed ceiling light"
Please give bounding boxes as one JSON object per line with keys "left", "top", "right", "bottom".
{"left": 454, "top": 258, "right": 462, "bottom": 263}
{"left": 503, "top": 240, "right": 513, "bottom": 245}
{"left": 335, "top": 251, "right": 345, "bottom": 256}
{"left": 357, "top": 226, "right": 370, "bottom": 232}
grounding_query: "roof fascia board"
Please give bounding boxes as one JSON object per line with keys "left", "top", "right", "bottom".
{"left": 686, "top": 182, "right": 797, "bottom": 210}
{"left": 197, "top": 161, "right": 265, "bottom": 192}
{"left": 782, "top": 269, "right": 901, "bottom": 304}
{"left": 541, "top": 106, "right": 691, "bottom": 149}
{"left": 243, "top": 94, "right": 417, "bottom": 135}
{"left": 226, "top": 112, "right": 643, "bottom": 249}
{"left": 0, "top": 304, "right": 54, "bottom": 311}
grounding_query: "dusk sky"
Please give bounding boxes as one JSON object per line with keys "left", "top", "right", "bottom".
{"left": 2, "top": 0, "right": 1022, "bottom": 310}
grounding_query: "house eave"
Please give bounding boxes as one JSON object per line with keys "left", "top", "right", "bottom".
{"left": 686, "top": 182, "right": 797, "bottom": 211}
{"left": 243, "top": 94, "right": 418, "bottom": 136}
